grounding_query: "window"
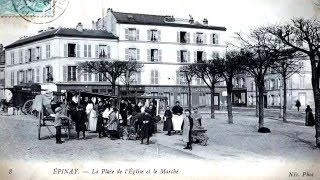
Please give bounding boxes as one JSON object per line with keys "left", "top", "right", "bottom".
{"left": 271, "top": 95, "right": 275, "bottom": 106}
{"left": 26, "top": 69, "right": 33, "bottom": 83}
{"left": 195, "top": 51, "right": 206, "bottom": 63}
{"left": 10, "top": 52, "right": 14, "bottom": 64}
{"left": 98, "top": 45, "right": 110, "bottom": 58}
{"left": 65, "top": 43, "right": 76, "bottom": 57}
{"left": 19, "top": 50, "right": 23, "bottom": 63}
{"left": 299, "top": 75, "right": 305, "bottom": 89}
{"left": 211, "top": 33, "right": 219, "bottom": 44}
{"left": 11, "top": 71, "right": 14, "bottom": 86}
{"left": 18, "top": 70, "right": 25, "bottom": 84}
{"left": 46, "top": 45, "right": 50, "bottom": 59}
{"left": 197, "top": 78, "right": 205, "bottom": 85}
{"left": 177, "top": 93, "right": 188, "bottom": 106}
{"left": 84, "top": 44, "right": 92, "bottom": 58}
{"left": 179, "top": 31, "right": 187, "bottom": 43}
{"left": 125, "top": 28, "right": 139, "bottom": 41}
{"left": 43, "top": 66, "right": 53, "bottom": 83}
{"left": 177, "top": 50, "right": 188, "bottom": 63}
{"left": 126, "top": 48, "right": 140, "bottom": 61}
{"left": 195, "top": 32, "right": 205, "bottom": 44}
{"left": 150, "top": 30, "right": 159, "bottom": 41}
{"left": 97, "top": 73, "right": 108, "bottom": 82}
{"left": 66, "top": 66, "right": 77, "bottom": 81}
{"left": 151, "top": 49, "right": 158, "bottom": 62}
{"left": 36, "top": 69, "right": 40, "bottom": 83}
{"left": 151, "top": 70, "right": 159, "bottom": 85}
{"left": 131, "top": 72, "right": 141, "bottom": 84}
{"left": 299, "top": 61, "right": 304, "bottom": 71}
{"left": 199, "top": 93, "right": 206, "bottom": 106}
{"left": 36, "top": 46, "right": 41, "bottom": 60}
{"left": 177, "top": 71, "right": 188, "bottom": 85}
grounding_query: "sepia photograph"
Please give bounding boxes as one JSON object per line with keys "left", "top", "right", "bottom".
{"left": 0, "top": 0, "right": 319, "bottom": 179}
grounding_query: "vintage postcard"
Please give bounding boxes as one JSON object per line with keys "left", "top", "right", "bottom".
{"left": 0, "top": 0, "right": 320, "bottom": 179}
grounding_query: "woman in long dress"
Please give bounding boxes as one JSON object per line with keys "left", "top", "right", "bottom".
{"left": 163, "top": 106, "right": 173, "bottom": 136}
{"left": 86, "top": 100, "right": 97, "bottom": 131}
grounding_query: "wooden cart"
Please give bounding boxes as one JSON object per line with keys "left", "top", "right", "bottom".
{"left": 191, "top": 128, "right": 209, "bottom": 146}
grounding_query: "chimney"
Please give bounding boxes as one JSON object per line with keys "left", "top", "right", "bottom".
{"left": 203, "top": 18, "right": 208, "bottom": 25}
{"left": 107, "top": 8, "right": 113, "bottom": 12}
{"left": 76, "top": 22, "right": 83, "bottom": 32}
{"left": 0, "top": 44, "right": 3, "bottom": 51}
{"left": 189, "top": 15, "right": 194, "bottom": 24}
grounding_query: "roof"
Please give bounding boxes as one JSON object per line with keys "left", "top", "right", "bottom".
{"left": 112, "top": 11, "right": 227, "bottom": 31}
{"left": 5, "top": 28, "right": 118, "bottom": 49}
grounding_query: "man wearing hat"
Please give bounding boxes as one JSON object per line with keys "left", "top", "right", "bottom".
{"left": 75, "top": 105, "right": 87, "bottom": 139}
{"left": 172, "top": 101, "right": 184, "bottom": 134}
{"left": 54, "top": 107, "right": 71, "bottom": 144}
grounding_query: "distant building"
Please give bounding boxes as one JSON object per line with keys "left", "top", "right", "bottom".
{"left": 92, "top": 9, "right": 227, "bottom": 108}
{"left": 233, "top": 58, "right": 314, "bottom": 110}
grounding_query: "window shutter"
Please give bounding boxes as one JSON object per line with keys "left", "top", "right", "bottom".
{"left": 137, "top": 49, "right": 140, "bottom": 61}
{"left": 210, "top": 34, "right": 213, "bottom": 44}
{"left": 187, "top": 32, "right": 190, "bottom": 43}
{"left": 156, "top": 70, "right": 159, "bottom": 84}
{"left": 176, "top": 71, "right": 180, "bottom": 85}
{"left": 137, "top": 72, "right": 141, "bottom": 84}
{"left": 50, "top": 66, "right": 53, "bottom": 81}
{"left": 157, "top": 30, "right": 161, "bottom": 41}
{"left": 64, "top": 44, "right": 68, "bottom": 57}
{"left": 31, "top": 49, "right": 35, "bottom": 61}
{"left": 147, "top": 49, "right": 151, "bottom": 62}
{"left": 147, "top": 30, "right": 151, "bottom": 41}
{"left": 39, "top": 47, "right": 42, "bottom": 60}
{"left": 32, "top": 69, "right": 35, "bottom": 82}
{"left": 77, "top": 69, "right": 81, "bottom": 82}
{"left": 88, "top": 45, "right": 92, "bottom": 57}
{"left": 24, "top": 70, "right": 27, "bottom": 83}
{"left": 177, "top": 32, "right": 180, "bottom": 42}
{"left": 125, "top": 28, "right": 129, "bottom": 40}
{"left": 136, "top": 29, "right": 140, "bottom": 40}
{"left": 151, "top": 70, "right": 154, "bottom": 84}
{"left": 193, "top": 33, "right": 196, "bottom": 43}
{"left": 95, "top": 73, "right": 98, "bottom": 82}
{"left": 203, "top": 52, "right": 207, "bottom": 60}
{"left": 43, "top": 67, "right": 46, "bottom": 83}
{"left": 17, "top": 71, "right": 20, "bottom": 84}
{"left": 159, "top": 50, "right": 162, "bottom": 62}
{"left": 95, "top": 45, "right": 99, "bottom": 58}
{"left": 187, "top": 51, "right": 190, "bottom": 62}
{"left": 25, "top": 50, "right": 28, "bottom": 61}
{"left": 215, "top": 34, "right": 219, "bottom": 44}
{"left": 125, "top": 48, "right": 129, "bottom": 61}
{"left": 84, "top": 44, "right": 87, "bottom": 57}
{"left": 203, "top": 34, "right": 207, "bottom": 44}
{"left": 63, "top": 66, "right": 67, "bottom": 82}
{"left": 177, "top": 51, "right": 180, "bottom": 62}
{"left": 107, "top": 46, "right": 111, "bottom": 58}
{"left": 194, "top": 51, "right": 197, "bottom": 62}
{"left": 76, "top": 44, "right": 80, "bottom": 57}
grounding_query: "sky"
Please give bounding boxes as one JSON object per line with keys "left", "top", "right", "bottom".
{"left": 0, "top": 0, "right": 318, "bottom": 47}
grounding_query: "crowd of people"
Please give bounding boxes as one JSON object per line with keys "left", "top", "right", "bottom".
{"left": 52, "top": 97, "right": 203, "bottom": 150}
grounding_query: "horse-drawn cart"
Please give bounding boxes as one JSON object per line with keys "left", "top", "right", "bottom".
{"left": 191, "top": 127, "right": 209, "bottom": 146}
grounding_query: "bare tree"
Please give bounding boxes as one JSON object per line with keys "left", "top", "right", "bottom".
{"left": 120, "top": 61, "right": 144, "bottom": 96}
{"left": 179, "top": 65, "right": 196, "bottom": 110}
{"left": 265, "top": 18, "right": 320, "bottom": 147}
{"left": 77, "top": 60, "right": 129, "bottom": 95}
{"left": 214, "top": 50, "right": 244, "bottom": 124}
{"left": 190, "top": 61, "right": 222, "bottom": 119}
{"left": 236, "top": 28, "right": 279, "bottom": 129}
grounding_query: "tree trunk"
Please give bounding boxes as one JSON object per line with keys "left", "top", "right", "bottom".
{"left": 126, "top": 83, "right": 130, "bottom": 96}
{"left": 226, "top": 80, "right": 233, "bottom": 124}
{"left": 255, "top": 85, "right": 259, "bottom": 117}
{"left": 311, "top": 67, "right": 320, "bottom": 147}
{"left": 258, "top": 82, "right": 265, "bottom": 129}
{"left": 210, "top": 84, "right": 215, "bottom": 119}
{"left": 111, "top": 82, "right": 116, "bottom": 96}
{"left": 188, "top": 81, "right": 192, "bottom": 110}
{"left": 283, "top": 77, "right": 288, "bottom": 123}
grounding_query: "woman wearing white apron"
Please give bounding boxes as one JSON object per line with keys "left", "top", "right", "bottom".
{"left": 171, "top": 101, "right": 184, "bottom": 134}
{"left": 86, "top": 101, "right": 97, "bottom": 131}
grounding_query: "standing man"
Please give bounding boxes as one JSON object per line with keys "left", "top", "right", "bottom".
{"left": 120, "top": 99, "right": 128, "bottom": 126}
{"left": 75, "top": 105, "right": 87, "bottom": 139}
{"left": 54, "top": 107, "right": 71, "bottom": 144}
{"left": 182, "top": 109, "right": 193, "bottom": 150}
{"left": 172, "top": 101, "right": 183, "bottom": 134}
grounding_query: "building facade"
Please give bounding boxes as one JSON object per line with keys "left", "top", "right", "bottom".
{"left": 0, "top": 44, "right": 5, "bottom": 99}
{"left": 92, "top": 9, "right": 227, "bottom": 108}
{"left": 5, "top": 25, "right": 118, "bottom": 94}
{"left": 234, "top": 58, "right": 314, "bottom": 110}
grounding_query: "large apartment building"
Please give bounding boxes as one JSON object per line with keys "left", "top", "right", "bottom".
{"left": 5, "top": 26, "right": 118, "bottom": 93}
{"left": 92, "top": 9, "right": 227, "bottom": 108}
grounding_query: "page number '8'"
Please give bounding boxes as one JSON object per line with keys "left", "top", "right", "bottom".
{"left": 9, "top": 169, "right": 12, "bottom": 174}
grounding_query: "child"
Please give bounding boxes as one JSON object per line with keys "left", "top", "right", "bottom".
{"left": 54, "top": 107, "right": 71, "bottom": 144}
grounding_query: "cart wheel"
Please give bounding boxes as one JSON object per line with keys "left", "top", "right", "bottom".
{"left": 22, "top": 99, "right": 34, "bottom": 115}
{"left": 200, "top": 134, "right": 208, "bottom": 146}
